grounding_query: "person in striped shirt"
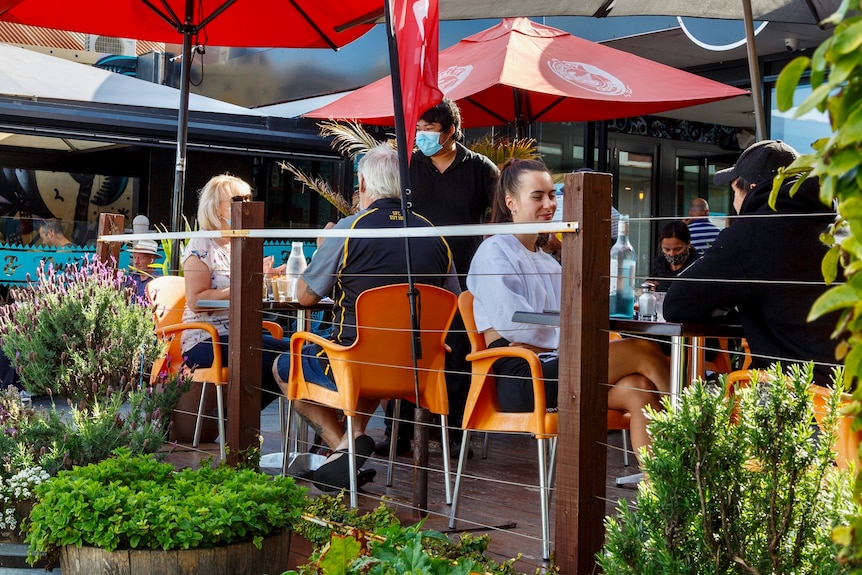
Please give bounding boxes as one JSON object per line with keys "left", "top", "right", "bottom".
{"left": 685, "top": 197, "right": 721, "bottom": 254}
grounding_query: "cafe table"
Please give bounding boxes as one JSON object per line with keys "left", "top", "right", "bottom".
{"left": 197, "top": 297, "right": 333, "bottom": 332}
{"left": 511, "top": 311, "right": 743, "bottom": 401}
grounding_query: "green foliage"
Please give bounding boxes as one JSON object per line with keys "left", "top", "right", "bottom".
{"left": 288, "top": 493, "right": 523, "bottom": 575}
{"left": 296, "top": 493, "right": 401, "bottom": 549}
{"left": 25, "top": 449, "right": 307, "bottom": 565}
{"left": 152, "top": 218, "right": 194, "bottom": 277}
{"left": 464, "top": 134, "right": 540, "bottom": 168}
{"left": 773, "top": 0, "right": 862, "bottom": 564}
{"left": 772, "top": 0, "right": 862, "bottom": 388}
{"left": 0, "top": 376, "right": 188, "bottom": 534}
{"left": 599, "top": 364, "right": 858, "bottom": 575}
{"left": 0, "top": 256, "right": 162, "bottom": 405}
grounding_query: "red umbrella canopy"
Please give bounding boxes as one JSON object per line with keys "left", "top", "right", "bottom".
{"left": 306, "top": 17, "right": 749, "bottom": 127}
{"left": 0, "top": 0, "right": 381, "bottom": 49}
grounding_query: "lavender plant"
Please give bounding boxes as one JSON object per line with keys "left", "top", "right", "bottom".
{"left": 0, "top": 256, "right": 162, "bottom": 406}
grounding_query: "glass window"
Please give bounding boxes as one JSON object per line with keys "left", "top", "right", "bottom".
{"left": 770, "top": 83, "right": 832, "bottom": 155}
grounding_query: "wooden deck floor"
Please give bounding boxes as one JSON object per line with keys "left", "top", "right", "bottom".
{"left": 164, "top": 401, "right": 639, "bottom": 574}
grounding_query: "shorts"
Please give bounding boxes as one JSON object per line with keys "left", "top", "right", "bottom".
{"left": 275, "top": 343, "right": 337, "bottom": 392}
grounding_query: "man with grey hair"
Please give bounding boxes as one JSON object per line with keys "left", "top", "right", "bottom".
{"left": 273, "top": 143, "right": 459, "bottom": 493}
{"left": 685, "top": 197, "right": 721, "bottom": 254}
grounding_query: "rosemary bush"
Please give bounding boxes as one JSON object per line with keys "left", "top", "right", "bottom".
{"left": 0, "top": 256, "right": 162, "bottom": 405}
{"left": 600, "top": 364, "right": 858, "bottom": 575}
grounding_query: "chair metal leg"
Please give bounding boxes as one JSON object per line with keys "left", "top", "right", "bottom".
{"left": 537, "top": 437, "right": 552, "bottom": 561}
{"left": 346, "top": 417, "right": 358, "bottom": 509}
{"left": 281, "top": 399, "right": 296, "bottom": 477}
{"left": 622, "top": 429, "right": 630, "bottom": 467}
{"left": 193, "top": 382, "right": 208, "bottom": 448}
{"left": 448, "top": 429, "right": 471, "bottom": 529}
{"left": 215, "top": 384, "right": 226, "bottom": 462}
{"left": 440, "top": 415, "right": 452, "bottom": 505}
{"left": 615, "top": 472, "right": 643, "bottom": 486}
{"left": 386, "top": 399, "right": 400, "bottom": 487}
{"left": 547, "top": 436, "right": 558, "bottom": 489}
{"left": 482, "top": 432, "right": 490, "bottom": 459}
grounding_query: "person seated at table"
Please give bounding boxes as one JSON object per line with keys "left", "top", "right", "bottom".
{"left": 467, "top": 158, "right": 670, "bottom": 460}
{"left": 125, "top": 239, "right": 162, "bottom": 303}
{"left": 272, "top": 143, "right": 460, "bottom": 492}
{"left": 663, "top": 140, "right": 840, "bottom": 384}
{"left": 649, "top": 220, "right": 700, "bottom": 292}
{"left": 181, "top": 173, "right": 288, "bottom": 410}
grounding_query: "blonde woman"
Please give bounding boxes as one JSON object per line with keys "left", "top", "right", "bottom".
{"left": 181, "top": 174, "right": 288, "bottom": 409}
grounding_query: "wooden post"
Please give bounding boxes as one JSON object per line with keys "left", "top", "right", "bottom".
{"left": 95, "top": 213, "right": 125, "bottom": 266}
{"left": 226, "top": 202, "right": 264, "bottom": 465}
{"left": 555, "top": 171, "right": 612, "bottom": 573}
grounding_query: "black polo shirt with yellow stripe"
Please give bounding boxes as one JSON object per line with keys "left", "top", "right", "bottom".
{"left": 302, "top": 197, "right": 454, "bottom": 346}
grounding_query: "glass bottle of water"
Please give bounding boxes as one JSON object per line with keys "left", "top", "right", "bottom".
{"left": 609, "top": 215, "right": 636, "bottom": 319}
{"left": 285, "top": 241, "right": 307, "bottom": 301}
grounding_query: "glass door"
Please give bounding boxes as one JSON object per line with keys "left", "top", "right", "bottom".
{"left": 612, "top": 142, "right": 656, "bottom": 283}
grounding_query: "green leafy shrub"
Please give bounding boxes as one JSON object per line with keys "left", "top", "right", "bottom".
{"left": 0, "top": 375, "right": 188, "bottom": 536}
{"left": 0, "top": 255, "right": 162, "bottom": 405}
{"left": 290, "top": 493, "right": 523, "bottom": 575}
{"left": 599, "top": 364, "right": 858, "bottom": 575}
{"left": 25, "top": 449, "right": 307, "bottom": 565}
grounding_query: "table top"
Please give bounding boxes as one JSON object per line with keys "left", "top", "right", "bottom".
{"left": 197, "top": 298, "right": 334, "bottom": 311}
{"left": 512, "top": 311, "right": 743, "bottom": 338}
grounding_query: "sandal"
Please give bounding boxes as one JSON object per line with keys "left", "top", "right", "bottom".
{"left": 312, "top": 435, "right": 375, "bottom": 492}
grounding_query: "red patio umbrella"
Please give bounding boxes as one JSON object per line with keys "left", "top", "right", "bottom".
{"left": 0, "top": 0, "right": 383, "bottom": 233}
{"left": 306, "top": 17, "right": 749, "bottom": 130}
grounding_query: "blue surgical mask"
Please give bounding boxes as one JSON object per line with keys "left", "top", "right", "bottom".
{"left": 416, "top": 130, "right": 443, "bottom": 156}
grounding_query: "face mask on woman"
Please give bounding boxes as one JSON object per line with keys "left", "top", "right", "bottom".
{"left": 664, "top": 251, "right": 689, "bottom": 266}
{"left": 415, "top": 131, "right": 444, "bottom": 156}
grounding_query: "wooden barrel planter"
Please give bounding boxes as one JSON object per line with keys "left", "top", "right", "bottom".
{"left": 60, "top": 529, "right": 291, "bottom": 575}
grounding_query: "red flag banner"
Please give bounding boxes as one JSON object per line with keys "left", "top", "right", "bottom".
{"left": 393, "top": 0, "right": 442, "bottom": 164}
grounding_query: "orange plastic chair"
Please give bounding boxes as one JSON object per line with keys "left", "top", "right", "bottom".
{"left": 146, "top": 276, "right": 284, "bottom": 461}
{"left": 449, "top": 290, "right": 561, "bottom": 560}
{"left": 724, "top": 369, "right": 860, "bottom": 469}
{"left": 281, "top": 283, "right": 458, "bottom": 508}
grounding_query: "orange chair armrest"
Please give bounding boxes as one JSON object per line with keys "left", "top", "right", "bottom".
{"left": 262, "top": 320, "right": 284, "bottom": 340}
{"left": 156, "top": 322, "right": 224, "bottom": 370}
{"left": 289, "top": 331, "right": 353, "bottom": 355}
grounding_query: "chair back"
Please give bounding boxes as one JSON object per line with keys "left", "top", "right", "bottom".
{"left": 457, "top": 290, "right": 557, "bottom": 438}
{"left": 287, "top": 283, "right": 457, "bottom": 415}
{"left": 147, "top": 276, "right": 187, "bottom": 329}
{"left": 460, "top": 291, "right": 488, "bottom": 354}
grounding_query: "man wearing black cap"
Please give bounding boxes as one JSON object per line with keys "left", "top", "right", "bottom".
{"left": 663, "top": 140, "right": 840, "bottom": 383}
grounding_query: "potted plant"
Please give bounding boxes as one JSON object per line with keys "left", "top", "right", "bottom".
{"left": 599, "top": 364, "right": 860, "bottom": 575}
{"left": 0, "top": 375, "right": 188, "bottom": 547}
{"left": 25, "top": 448, "right": 307, "bottom": 573}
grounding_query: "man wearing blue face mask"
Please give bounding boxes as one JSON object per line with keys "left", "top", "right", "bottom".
{"left": 410, "top": 98, "right": 499, "bottom": 285}
{"left": 374, "top": 98, "right": 498, "bottom": 460}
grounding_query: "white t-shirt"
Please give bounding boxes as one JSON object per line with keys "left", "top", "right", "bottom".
{"left": 466, "top": 234, "right": 562, "bottom": 350}
{"left": 180, "top": 237, "right": 231, "bottom": 353}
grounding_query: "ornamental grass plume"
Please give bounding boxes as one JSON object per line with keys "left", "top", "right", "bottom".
{"left": 0, "top": 256, "right": 162, "bottom": 406}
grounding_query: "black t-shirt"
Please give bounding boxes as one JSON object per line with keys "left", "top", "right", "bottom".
{"left": 409, "top": 143, "right": 498, "bottom": 287}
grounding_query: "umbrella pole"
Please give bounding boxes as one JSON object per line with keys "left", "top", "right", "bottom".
{"left": 742, "top": 0, "right": 767, "bottom": 140}
{"left": 383, "top": 0, "right": 428, "bottom": 517}
{"left": 169, "top": 0, "right": 195, "bottom": 274}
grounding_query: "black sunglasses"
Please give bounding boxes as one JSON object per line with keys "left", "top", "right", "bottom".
{"left": 231, "top": 195, "right": 252, "bottom": 202}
